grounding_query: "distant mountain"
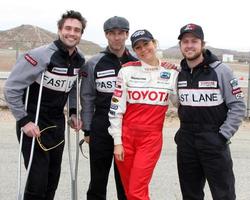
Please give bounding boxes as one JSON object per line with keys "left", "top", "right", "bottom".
{"left": 163, "top": 45, "right": 250, "bottom": 62}
{"left": 1, "top": 25, "right": 249, "bottom": 62}
{"left": 0, "top": 24, "right": 103, "bottom": 55}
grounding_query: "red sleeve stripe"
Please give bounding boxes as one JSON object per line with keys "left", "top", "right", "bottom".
{"left": 24, "top": 54, "right": 38, "bottom": 66}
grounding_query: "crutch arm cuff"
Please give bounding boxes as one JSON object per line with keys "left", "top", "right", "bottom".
{"left": 18, "top": 115, "right": 32, "bottom": 127}
{"left": 69, "top": 108, "right": 77, "bottom": 116}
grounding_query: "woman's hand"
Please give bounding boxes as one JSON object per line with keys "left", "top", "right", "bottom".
{"left": 114, "top": 144, "right": 124, "bottom": 161}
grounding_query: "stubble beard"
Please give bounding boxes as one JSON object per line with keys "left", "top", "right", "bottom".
{"left": 109, "top": 43, "right": 125, "bottom": 55}
{"left": 183, "top": 51, "right": 203, "bottom": 62}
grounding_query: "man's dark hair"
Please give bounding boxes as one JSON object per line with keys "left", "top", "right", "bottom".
{"left": 57, "top": 10, "right": 87, "bottom": 34}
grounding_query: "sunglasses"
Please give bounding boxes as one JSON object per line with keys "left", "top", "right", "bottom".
{"left": 36, "top": 125, "right": 64, "bottom": 151}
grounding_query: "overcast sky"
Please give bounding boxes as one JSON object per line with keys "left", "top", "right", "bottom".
{"left": 0, "top": 0, "right": 249, "bottom": 51}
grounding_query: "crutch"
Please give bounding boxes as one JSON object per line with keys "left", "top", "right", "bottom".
{"left": 17, "top": 86, "right": 29, "bottom": 200}
{"left": 67, "top": 75, "right": 80, "bottom": 200}
{"left": 17, "top": 72, "right": 45, "bottom": 200}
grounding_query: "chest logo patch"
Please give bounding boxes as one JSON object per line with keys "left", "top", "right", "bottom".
{"left": 160, "top": 72, "right": 171, "bottom": 79}
{"left": 198, "top": 81, "right": 217, "bottom": 88}
{"left": 97, "top": 69, "right": 115, "bottom": 77}
{"left": 178, "top": 81, "right": 187, "bottom": 87}
{"left": 52, "top": 67, "right": 68, "bottom": 74}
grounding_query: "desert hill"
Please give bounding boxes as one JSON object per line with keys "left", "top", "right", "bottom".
{"left": 0, "top": 24, "right": 102, "bottom": 55}
{"left": 163, "top": 45, "right": 250, "bottom": 62}
{"left": 0, "top": 24, "right": 249, "bottom": 71}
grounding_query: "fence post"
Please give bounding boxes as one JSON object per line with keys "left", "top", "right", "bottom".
{"left": 247, "top": 61, "right": 250, "bottom": 119}
{"left": 15, "top": 42, "right": 19, "bottom": 60}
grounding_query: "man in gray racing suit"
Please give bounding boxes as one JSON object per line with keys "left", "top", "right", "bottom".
{"left": 80, "top": 16, "right": 137, "bottom": 200}
{"left": 4, "top": 10, "right": 86, "bottom": 200}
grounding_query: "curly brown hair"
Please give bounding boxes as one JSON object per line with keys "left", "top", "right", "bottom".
{"left": 57, "top": 10, "right": 87, "bottom": 34}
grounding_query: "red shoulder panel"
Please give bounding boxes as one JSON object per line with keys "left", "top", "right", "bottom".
{"left": 122, "top": 61, "right": 142, "bottom": 67}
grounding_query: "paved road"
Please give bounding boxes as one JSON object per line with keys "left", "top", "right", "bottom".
{"left": 1, "top": 114, "right": 250, "bottom": 199}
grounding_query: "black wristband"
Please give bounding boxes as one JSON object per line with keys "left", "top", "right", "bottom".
{"left": 84, "top": 130, "right": 91, "bottom": 137}
{"left": 18, "top": 115, "right": 32, "bottom": 127}
{"left": 69, "top": 108, "right": 77, "bottom": 116}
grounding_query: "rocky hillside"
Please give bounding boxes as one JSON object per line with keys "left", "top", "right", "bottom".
{"left": 0, "top": 24, "right": 102, "bottom": 55}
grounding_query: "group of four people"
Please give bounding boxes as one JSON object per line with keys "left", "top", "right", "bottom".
{"left": 4, "top": 10, "right": 245, "bottom": 200}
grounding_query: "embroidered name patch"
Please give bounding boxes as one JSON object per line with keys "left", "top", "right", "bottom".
{"left": 24, "top": 54, "right": 37, "bottom": 66}
{"left": 97, "top": 69, "right": 115, "bottom": 77}
{"left": 52, "top": 67, "right": 68, "bottom": 74}
{"left": 198, "top": 81, "right": 217, "bottom": 88}
{"left": 178, "top": 81, "right": 187, "bottom": 87}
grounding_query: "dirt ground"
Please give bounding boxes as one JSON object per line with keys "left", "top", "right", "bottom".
{"left": 1, "top": 109, "right": 250, "bottom": 200}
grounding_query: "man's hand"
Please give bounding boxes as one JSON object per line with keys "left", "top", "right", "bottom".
{"left": 84, "top": 136, "right": 90, "bottom": 144}
{"left": 114, "top": 144, "right": 124, "bottom": 161}
{"left": 162, "top": 61, "right": 179, "bottom": 70}
{"left": 22, "top": 122, "right": 40, "bottom": 137}
{"left": 68, "top": 114, "right": 82, "bottom": 132}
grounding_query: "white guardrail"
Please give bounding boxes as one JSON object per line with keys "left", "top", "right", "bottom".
{"left": 0, "top": 72, "right": 10, "bottom": 106}
{"left": 0, "top": 71, "right": 10, "bottom": 80}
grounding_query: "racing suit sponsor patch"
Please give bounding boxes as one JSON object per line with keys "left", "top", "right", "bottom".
{"left": 52, "top": 67, "right": 68, "bottom": 74}
{"left": 198, "top": 81, "right": 217, "bottom": 88}
{"left": 235, "top": 92, "right": 244, "bottom": 99}
{"left": 113, "top": 89, "right": 123, "bottom": 97}
{"left": 109, "top": 110, "right": 116, "bottom": 116}
{"left": 229, "top": 79, "right": 244, "bottom": 99}
{"left": 127, "top": 88, "right": 169, "bottom": 105}
{"left": 39, "top": 71, "right": 77, "bottom": 92}
{"left": 24, "top": 54, "right": 37, "bottom": 66}
{"left": 160, "top": 71, "right": 171, "bottom": 79}
{"left": 74, "top": 68, "right": 80, "bottom": 75}
{"left": 112, "top": 97, "right": 119, "bottom": 103}
{"left": 178, "top": 81, "right": 187, "bottom": 87}
{"left": 110, "top": 103, "right": 118, "bottom": 110}
{"left": 97, "top": 69, "right": 115, "bottom": 77}
{"left": 230, "top": 78, "right": 239, "bottom": 89}
{"left": 96, "top": 76, "right": 116, "bottom": 93}
{"left": 232, "top": 88, "right": 242, "bottom": 95}
{"left": 232, "top": 87, "right": 244, "bottom": 99}
{"left": 178, "top": 88, "right": 223, "bottom": 106}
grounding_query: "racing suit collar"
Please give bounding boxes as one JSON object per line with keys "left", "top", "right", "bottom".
{"left": 54, "top": 39, "right": 77, "bottom": 56}
{"left": 141, "top": 59, "right": 161, "bottom": 72}
{"left": 102, "top": 46, "right": 130, "bottom": 57}
{"left": 102, "top": 47, "right": 133, "bottom": 65}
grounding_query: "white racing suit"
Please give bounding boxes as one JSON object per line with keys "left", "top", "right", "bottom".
{"left": 108, "top": 60, "right": 178, "bottom": 200}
